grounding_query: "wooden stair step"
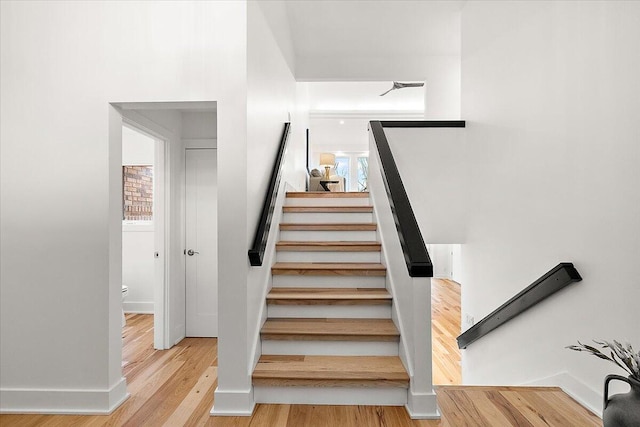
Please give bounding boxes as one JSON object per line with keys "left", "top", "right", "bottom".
{"left": 283, "top": 206, "right": 373, "bottom": 213}
{"left": 266, "top": 288, "right": 391, "bottom": 305}
{"left": 279, "top": 223, "right": 377, "bottom": 231}
{"left": 286, "top": 192, "right": 369, "bottom": 198}
{"left": 271, "top": 262, "right": 386, "bottom": 277}
{"left": 253, "top": 355, "right": 409, "bottom": 388}
{"left": 276, "top": 241, "right": 381, "bottom": 252}
{"left": 261, "top": 318, "right": 399, "bottom": 341}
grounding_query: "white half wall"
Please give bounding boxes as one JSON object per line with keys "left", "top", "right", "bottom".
{"left": 460, "top": 0, "right": 640, "bottom": 415}
{"left": 0, "top": 0, "right": 247, "bottom": 414}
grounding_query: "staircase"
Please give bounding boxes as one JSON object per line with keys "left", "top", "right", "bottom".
{"left": 252, "top": 191, "right": 410, "bottom": 406}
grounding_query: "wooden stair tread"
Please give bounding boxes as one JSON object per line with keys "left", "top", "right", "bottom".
{"left": 253, "top": 355, "right": 409, "bottom": 387}
{"left": 286, "top": 192, "right": 369, "bottom": 198}
{"left": 283, "top": 206, "right": 373, "bottom": 213}
{"left": 267, "top": 288, "right": 391, "bottom": 305}
{"left": 276, "top": 241, "right": 381, "bottom": 252}
{"left": 279, "top": 223, "right": 377, "bottom": 231}
{"left": 261, "top": 318, "right": 399, "bottom": 341}
{"left": 271, "top": 262, "right": 386, "bottom": 277}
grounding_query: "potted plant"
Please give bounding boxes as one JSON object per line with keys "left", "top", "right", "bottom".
{"left": 567, "top": 340, "right": 640, "bottom": 426}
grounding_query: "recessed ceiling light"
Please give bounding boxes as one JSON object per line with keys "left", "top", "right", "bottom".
{"left": 339, "top": 120, "right": 345, "bottom": 125}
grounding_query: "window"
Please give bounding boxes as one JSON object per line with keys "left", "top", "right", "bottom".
{"left": 123, "top": 165, "right": 153, "bottom": 221}
{"left": 335, "top": 156, "right": 350, "bottom": 190}
{"left": 357, "top": 156, "right": 368, "bottom": 192}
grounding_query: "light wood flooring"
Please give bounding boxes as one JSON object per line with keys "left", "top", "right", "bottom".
{"left": 431, "top": 278, "right": 462, "bottom": 385}
{"left": 0, "top": 281, "right": 601, "bottom": 426}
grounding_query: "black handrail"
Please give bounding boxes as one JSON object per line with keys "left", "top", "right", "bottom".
{"left": 457, "top": 263, "right": 582, "bottom": 349}
{"left": 248, "top": 122, "right": 291, "bottom": 266}
{"left": 369, "top": 120, "right": 466, "bottom": 276}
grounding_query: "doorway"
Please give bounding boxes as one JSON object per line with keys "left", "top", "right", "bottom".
{"left": 121, "top": 124, "right": 164, "bottom": 330}
{"left": 110, "top": 101, "right": 218, "bottom": 355}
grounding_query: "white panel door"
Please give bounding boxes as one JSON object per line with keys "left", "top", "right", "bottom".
{"left": 185, "top": 149, "right": 218, "bottom": 337}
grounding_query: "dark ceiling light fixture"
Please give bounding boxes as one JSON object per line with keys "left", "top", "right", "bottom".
{"left": 379, "top": 81, "right": 425, "bottom": 96}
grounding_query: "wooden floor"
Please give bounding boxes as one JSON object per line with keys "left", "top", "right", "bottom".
{"left": 1, "top": 286, "right": 600, "bottom": 427}
{"left": 431, "top": 278, "right": 462, "bottom": 385}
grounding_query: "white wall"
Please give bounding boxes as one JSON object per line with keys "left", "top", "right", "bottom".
{"left": 122, "top": 125, "right": 155, "bottom": 313}
{"left": 460, "top": 1, "right": 640, "bottom": 414}
{"left": 385, "top": 127, "right": 468, "bottom": 244}
{"left": 182, "top": 111, "right": 218, "bottom": 140}
{"left": 245, "top": 0, "right": 301, "bottom": 385}
{"left": 122, "top": 126, "right": 155, "bottom": 165}
{"left": 212, "top": 1, "right": 302, "bottom": 416}
{"left": 0, "top": 0, "right": 247, "bottom": 414}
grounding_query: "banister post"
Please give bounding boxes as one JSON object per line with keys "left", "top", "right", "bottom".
{"left": 406, "top": 276, "right": 440, "bottom": 419}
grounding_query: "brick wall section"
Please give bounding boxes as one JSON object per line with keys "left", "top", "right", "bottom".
{"left": 123, "top": 166, "right": 153, "bottom": 221}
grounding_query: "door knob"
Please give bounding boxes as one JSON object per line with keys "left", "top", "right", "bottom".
{"left": 187, "top": 249, "right": 199, "bottom": 256}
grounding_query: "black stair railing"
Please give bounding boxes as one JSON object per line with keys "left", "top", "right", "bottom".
{"left": 369, "top": 120, "right": 465, "bottom": 277}
{"left": 248, "top": 122, "right": 291, "bottom": 266}
{"left": 457, "top": 263, "right": 583, "bottom": 349}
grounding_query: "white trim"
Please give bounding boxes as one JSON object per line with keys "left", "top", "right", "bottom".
{"left": 524, "top": 371, "right": 602, "bottom": 418}
{"left": 210, "top": 388, "right": 255, "bottom": 416}
{"left": 183, "top": 138, "right": 217, "bottom": 149}
{"left": 118, "top": 101, "right": 216, "bottom": 112}
{"left": 122, "top": 222, "right": 154, "bottom": 232}
{"left": 309, "top": 110, "right": 424, "bottom": 120}
{"left": 123, "top": 301, "right": 154, "bottom": 314}
{"left": 0, "top": 377, "right": 128, "bottom": 415}
{"left": 405, "top": 387, "right": 440, "bottom": 420}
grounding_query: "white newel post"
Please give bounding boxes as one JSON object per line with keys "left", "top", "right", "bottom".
{"left": 406, "top": 276, "right": 440, "bottom": 419}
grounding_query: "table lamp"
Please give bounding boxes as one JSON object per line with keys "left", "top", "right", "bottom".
{"left": 319, "top": 153, "right": 336, "bottom": 180}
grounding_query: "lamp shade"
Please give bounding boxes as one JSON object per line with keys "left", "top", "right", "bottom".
{"left": 319, "top": 153, "right": 336, "bottom": 167}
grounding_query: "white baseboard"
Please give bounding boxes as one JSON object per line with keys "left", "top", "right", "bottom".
{"left": 210, "top": 387, "right": 255, "bottom": 416}
{"left": 406, "top": 389, "right": 440, "bottom": 419}
{"left": 123, "top": 301, "right": 154, "bottom": 314}
{"left": 524, "top": 371, "right": 602, "bottom": 417}
{"left": 0, "top": 377, "right": 128, "bottom": 414}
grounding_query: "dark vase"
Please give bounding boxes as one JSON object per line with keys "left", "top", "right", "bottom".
{"left": 603, "top": 374, "right": 640, "bottom": 427}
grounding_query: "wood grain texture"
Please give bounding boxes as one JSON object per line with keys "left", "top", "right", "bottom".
{"left": 0, "top": 314, "right": 601, "bottom": 427}
{"left": 436, "top": 386, "right": 601, "bottom": 427}
{"left": 276, "top": 241, "right": 381, "bottom": 252}
{"left": 286, "top": 192, "right": 370, "bottom": 198}
{"left": 283, "top": 206, "right": 373, "bottom": 213}
{"left": 261, "top": 318, "right": 399, "bottom": 341}
{"left": 271, "top": 262, "right": 386, "bottom": 277}
{"left": 252, "top": 355, "right": 409, "bottom": 388}
{"left": 266, "top": 287, "right": 391, "bottom": 305}
{"left": 279, "top": 223, "right": 377, "bottom": 231}
{"left": 431, "top": 279, "right": 462, "bottom": 385}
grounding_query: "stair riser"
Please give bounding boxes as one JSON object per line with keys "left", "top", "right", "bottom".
{"left": 262, "top": 340, "right": 398, "bottom": 356}
{"left": 276, "top": 251, "right": 380, "bottom": 263}
{"left": 267, "top": 304, "right": 391, "bottom": 319}
{"left": 282, "top": 212, "right": 373, "bottom": 223}
{"left": 254, "top": 386, "right": 407, "bottom": 405}
{"left": 285, "top": 197, "right": 371, "bottom": 207}
{"left": 280, "top": 230, "right": 377, "bottom": 241}
{"left": 272, "top": 276, "right": 386, "bottom": 288}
